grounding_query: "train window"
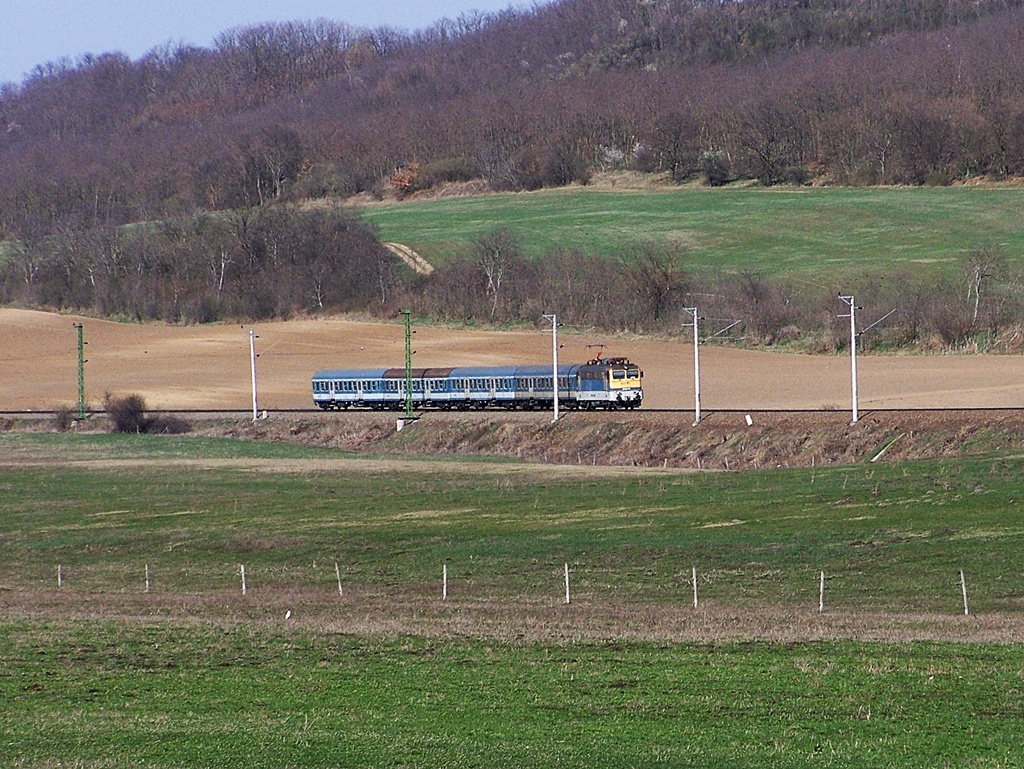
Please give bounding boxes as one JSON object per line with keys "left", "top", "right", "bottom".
{"left": 628, "top": 369, "right": 639, "bottom": 378}
{"left": 612, "top": 370, "right": 625, "bottom": 380}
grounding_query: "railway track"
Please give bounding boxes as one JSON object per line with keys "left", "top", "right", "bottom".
{"left": 7, "top": 406, "right": 1024, "bottom": 420}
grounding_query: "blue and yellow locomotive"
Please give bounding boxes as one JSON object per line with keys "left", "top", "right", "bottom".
{"left": 312, "top": 356, "right": 643, "bottom": 411}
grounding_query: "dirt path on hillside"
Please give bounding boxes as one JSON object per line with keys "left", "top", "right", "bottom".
{"left": 3, "top": 308, "right": 1024, "bottom": 412}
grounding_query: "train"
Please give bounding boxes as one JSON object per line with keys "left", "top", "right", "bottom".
{"left": 311, "top": 356, "right": 643, "bottom": 411}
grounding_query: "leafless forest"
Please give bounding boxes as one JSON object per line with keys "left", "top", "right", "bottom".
{"left": 3, "top": 0, "right": 1024, "bottom": 343}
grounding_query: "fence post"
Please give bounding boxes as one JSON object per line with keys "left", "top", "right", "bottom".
{"left": 960, "top": 570, "right": 969, "bottom": 616}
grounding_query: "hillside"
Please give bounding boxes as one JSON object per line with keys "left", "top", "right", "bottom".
{"left": 3, "top": 0, "right": 1024, "bottom": 239}
{"left": 4, "top": 0, "right": 1024, "bottom": 347}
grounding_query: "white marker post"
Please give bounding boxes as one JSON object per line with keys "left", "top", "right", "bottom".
{"left": 335, "top": 562, "right": 344, "bottom": 597}
{"left": 819, "top": 571, "right": 825, "bottom": 613}
{"left": 57, "top": 564, "right": 63, "bottom": 589}
{"left": 240, "top": 564, "right": 247, "bottom": 595}
{"left": 960, "top": 570, "right": 969, "bottom": 616}
{"left": 564, "top": 563, "right": 571, "bottom": 605}
{"left": 692, "top": 566, "right": 698, "bottom": 608}
{"left": 145, "top": 564, "right": 150, "bottom": 594}
{"left": 443, "top": 563, "right": 448, "bottom": 601}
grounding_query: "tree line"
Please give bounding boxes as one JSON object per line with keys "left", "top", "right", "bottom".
{"left": 4, "top": 210, "right": 1021, "bottom": 353}
{"left": 0, "top": 208, "right": 393, "bottom": 323}
{"left": 410, "top": 228, "right": 1024, "bottom": 352}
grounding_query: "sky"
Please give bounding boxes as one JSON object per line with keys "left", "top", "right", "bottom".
{"left": 0, "top": 0, "right": 539, "bottom": 85}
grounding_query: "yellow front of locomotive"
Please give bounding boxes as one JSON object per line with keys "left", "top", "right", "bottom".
{"left": 607, "top": 360, "right": 643, "bottom": 408}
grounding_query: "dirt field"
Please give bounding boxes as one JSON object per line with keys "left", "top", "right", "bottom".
{"left": 2, "top": 308, "right": 1024, "bottom": 413}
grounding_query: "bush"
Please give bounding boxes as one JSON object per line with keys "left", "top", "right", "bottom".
{"left": 699, "top": 150, "right": 731, "bottom": 187}
{"left": 51, "top": 404, "right": 78, "bottom": 432}
{"left": 104, "top": 393, "right": 191, "bottom": 434}
{"left": 420, "top": 157, "right": 481, "bottom": 187}
{"left": 105, "top": 393, "right": 148, "bottom": 433}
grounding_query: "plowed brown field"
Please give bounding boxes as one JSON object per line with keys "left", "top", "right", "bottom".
{"left": 2, "top": 307, "right": 1023, "bottom": 412}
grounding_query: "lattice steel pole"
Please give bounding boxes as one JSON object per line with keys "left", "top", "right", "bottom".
{"left": 403, "top": 309, "right": 415, "bottom": 420}
{"left": 73, "top": 323, "right": 86, "bottom": 420}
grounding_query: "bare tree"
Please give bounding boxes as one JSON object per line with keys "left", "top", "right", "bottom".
{"left": 473, "top": 227, "right": 523, "bottom": 321}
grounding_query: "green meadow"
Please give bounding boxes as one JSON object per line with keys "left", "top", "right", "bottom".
{"left": 358, "top": 185, "right": 1024, "bottom": 280}
{"left": 4, "top": 623, "right": 1023, "bottom": 769}
{"left": 4, "top": 433, "right": 1024, "bottom": 611}
{"left": 3, "top": 432, "right": 1024, "bottom": 766}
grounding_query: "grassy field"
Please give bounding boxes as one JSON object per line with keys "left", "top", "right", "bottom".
{"left": 5, "top": 622, "right": 1023, "bottom": 768}
{"left": 358, "top": 185, "right": 1024, "bottom": 280}
{"left": 4, "top": 432, "right": 1024, "bottom": 611}
{"left": 4, "top": 432, "right": 1024, "bottom": 767}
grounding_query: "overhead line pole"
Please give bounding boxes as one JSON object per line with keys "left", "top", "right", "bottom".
{"left": 683, "top": 307, "right": 701, "bottom": 425}
{"left": 249, "top": 328, "right": 259, "bottom": 422}
{"left": 73, "top": 323, "right": 86, "bottom": 420}
{"left": 838, "top": 295, "right": 860, "bottom": 424}
{"left": 543, "top": 314, "right": 559, "bottom": 423}
{"left": 403, "top": 309, "right": 415, "bottom": 421}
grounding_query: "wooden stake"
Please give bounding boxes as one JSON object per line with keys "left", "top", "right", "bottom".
{"left": 960, "top": 569, "right": 969, "bottom": 616}
{"left": 692, "top": 566, "right": 698, "bottom": 608}
{"left": 335, "top": 562, "right": 343, "bottom": 597}
{"left": 240, "top": 564, "right": 247, "bottom": 595}
{"left": 564, "top": 563, "right": 571, "bottom": 605}
{"left": 819, "top": 571, "right": 825, "bottom": 613}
